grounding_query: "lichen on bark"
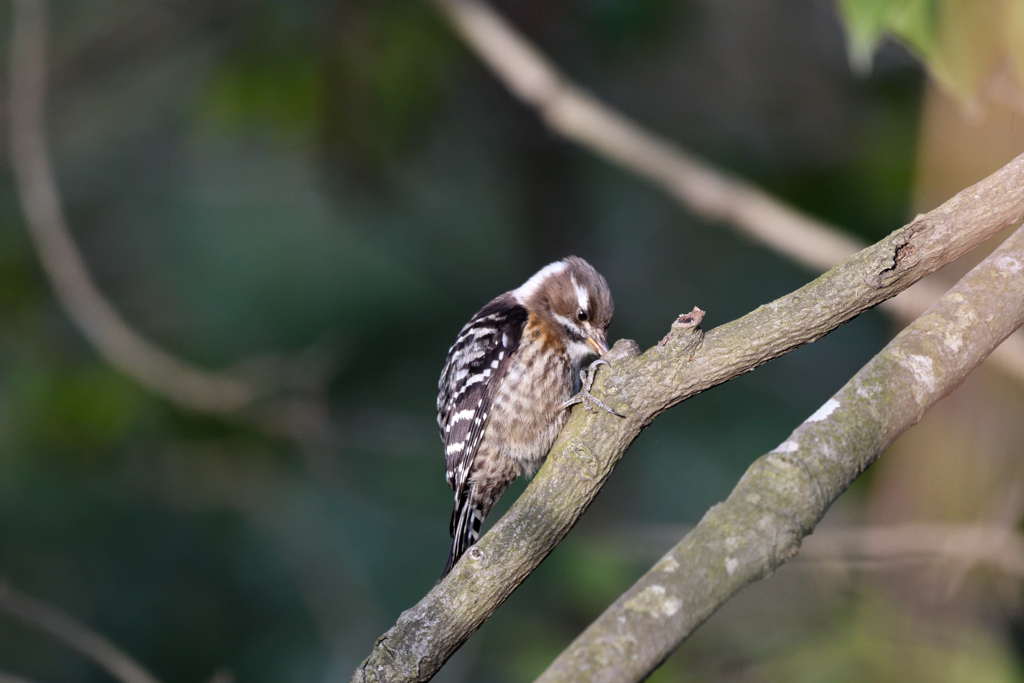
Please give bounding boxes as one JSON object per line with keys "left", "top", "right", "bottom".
{"left": 353, "top": 154, "right": 1024, "bottom": 683}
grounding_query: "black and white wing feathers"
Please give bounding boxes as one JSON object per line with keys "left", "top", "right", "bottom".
{"left": 437, "top": 295, "right": 527, "bottom": 503}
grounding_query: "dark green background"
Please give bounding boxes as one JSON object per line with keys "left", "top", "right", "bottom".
{"left": 0, "top": 0, "right": 929, "bottom": 680}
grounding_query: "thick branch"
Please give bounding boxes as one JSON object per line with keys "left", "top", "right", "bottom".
{"left": 537, "top": 224, "right": 1024, "bottom": 683}
{"left": 430, "top": 0, "right": 1024, "bottom": 385}
{"left": 351, "top": 145, "right": 1024, "bottom": 679}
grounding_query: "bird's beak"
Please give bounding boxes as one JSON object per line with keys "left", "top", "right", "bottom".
{"left": 586, "top": 333, "right": 609, "bottom": 357}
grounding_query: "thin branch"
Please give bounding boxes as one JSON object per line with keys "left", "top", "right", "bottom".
{"left": 430, "top": 0, "right": 1024, "bottom": 384}
{"left": 0, "top": 671, "right": 42, "bottom": 683}
{"left": 351, "top": 150, "right": 1024, "bottom": 680}
{"left": 799, "top": 523, "right": 1024, "bottom": 581}
{"left": 984, "top": 65, "right": 1024, "bottom": 117}
{"left": 431, "top": 0, "right": 859, "bottom": 270}
{"left": 537, "top": 225, "right": 1024, "bottom": 683}
{"left": 0, "top": 672, "right": 44, "bottom": 683}
{"left": 608, "top": 521, "right": 1024, "bottom": 583}
{"left": 7, "top": 0, "right": 270, "bottom": 414}
{"left": 934, "top": 474, "right": 1024, "bottom": 598}
{"left": 0, "top": 582, "right": 163, "bottom": 683}
{"left": 7, "top": 0, "right": 346, "bottom": 429}
{"left": 205, "top": 668, "right": 235, "bottom": 683}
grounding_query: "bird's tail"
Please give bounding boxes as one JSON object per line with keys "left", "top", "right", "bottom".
{"left": 442, "top": 488, "right": 483, "bottom": 579}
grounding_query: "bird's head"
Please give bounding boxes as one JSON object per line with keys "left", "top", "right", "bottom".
{"left": 512, "top": 256, "right": 614, "bottom": 363}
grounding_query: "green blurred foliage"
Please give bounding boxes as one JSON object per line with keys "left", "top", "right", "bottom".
{"left": 838, "top": 0, "right": 938, "bottom": 72}
{"left": 577, "top": 0, "right": 680, "bottom": 55}
{"left": 13, "top": 361, "right": 144, "bottom": 458}
{"left": 752, "top": 599, "right": 1024, "bottom": 683}
{"left": 321, "top": 0, "right": 459, "bottom": 177}
{"left": 201, "top": 40, "right": 323, "bottom": 141}
{"left": 2, "top": 0, "right": 1018, "bottom": 682}
{"left": 838, "top": 0, "right": 1024, "bottom": 102}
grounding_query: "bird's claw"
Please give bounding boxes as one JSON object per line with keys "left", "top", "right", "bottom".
{"left": 561, "top": 359, "right": 623, "bottom": 417}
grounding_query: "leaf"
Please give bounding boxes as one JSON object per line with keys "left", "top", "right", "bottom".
{"left": 836, "top": 0, "right": 1024, "bottom": 104}
{"left": 927, "top": 0, "right": 1005, "bottom": 103}
{"left": 837, "top": 0, "right": 939, "bottom": 74}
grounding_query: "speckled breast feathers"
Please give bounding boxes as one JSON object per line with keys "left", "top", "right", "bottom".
{"left": 437, "top": 256, "right": 613, "bottom": 577}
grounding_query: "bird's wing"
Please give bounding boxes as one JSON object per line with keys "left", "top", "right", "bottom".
{"left": 437, "top": 295, "right": 528, "bottom": 503}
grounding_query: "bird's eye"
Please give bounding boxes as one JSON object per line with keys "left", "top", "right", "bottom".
{"left": 577, "top": 309, "right": 589, "bottom": 322}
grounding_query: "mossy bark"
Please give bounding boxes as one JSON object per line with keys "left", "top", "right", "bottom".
{"left": 538, "top": 220, "right": 1024, "bottom": 682}
{"left": 352, "top": 155, "right": 1024, "bottom": 683}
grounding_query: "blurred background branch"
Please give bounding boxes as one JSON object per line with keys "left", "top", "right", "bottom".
{"left": 0, "top": 673, "right": 42, "bottom": 683}
{"left": 0, "top": 582, "right": 162, "bottom": 683}
{"left": 430, "top": 0, "right": 1024, "bottom": 385}
{"left": 801, "top": 523, "right": 1024, "bottom": 582}
{"left": 1, "top": 1, "right": 1022, "bottom": 681}
{"left": 7, "top": 0, "right": 319, "bottom": 416}
{"left": 621, "top": 522, "right": 1024, "bottom": 584}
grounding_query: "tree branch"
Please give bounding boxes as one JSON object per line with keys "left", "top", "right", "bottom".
{"left": 8, "top": 0, "right": 279, "bottom": 414}
{"left": 611, "top": 521, "right": 1024, "bottom": 583}
{"left": 536, "top": 221, "right": 1024, "bottom": 683}
{"left": 799, "top": 523, "right": 1024, "bottom": 581}
{"left": 351, "top": 139, "right": 1024, "bottom": 680}
{"left": 429, "top": 0, "right": 1024, "bottom": 385}
{"left": 0, "top": 582, "right": 163, "bottom": 683}
{"left": 431, "top": 0, "right": 859, "bottom": 271}
{"left": 0, "top": 672, "right": 43, "bottom": 683}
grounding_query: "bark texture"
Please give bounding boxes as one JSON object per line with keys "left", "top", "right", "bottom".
{"left": 537, "top": 221, "right": 1024, "bottom": 682}
{"left": 351, "top": 155, "right": 1024, "bottom": 683}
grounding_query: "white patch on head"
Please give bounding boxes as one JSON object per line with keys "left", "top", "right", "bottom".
{"left": 552, "top": 312, "right": 575, "bottom": 329}
{"left": 725, "top": 557, "right": 739, "bottom": 576}
{"left": 512, "top": 260, "right": 568, "bottom": 304}
{"left": 806, "top": 398, "right": 840, "bottom": 423}
{"left": 571, "top": 273, "right": 588, "bottom": 313}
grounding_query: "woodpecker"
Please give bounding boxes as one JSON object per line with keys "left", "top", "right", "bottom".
{"left": 437, "top": 256, "right": 615, "bottom": 578}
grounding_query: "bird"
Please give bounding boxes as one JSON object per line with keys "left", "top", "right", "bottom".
{"left": 437, "top": 256, "right": 616, "bottom": 578}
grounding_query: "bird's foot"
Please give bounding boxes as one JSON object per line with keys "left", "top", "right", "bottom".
{"left": 561, "top": 359, "right": 623, "bottom": 417}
